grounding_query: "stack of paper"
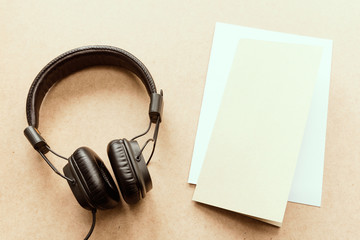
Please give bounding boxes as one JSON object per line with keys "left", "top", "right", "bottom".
{"left": 189, "top": 23, "right": 332, "bottom": 226}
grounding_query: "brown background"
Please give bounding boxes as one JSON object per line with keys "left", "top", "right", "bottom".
{"left": 0, "top": 1, "right": 359, "bottom": 239}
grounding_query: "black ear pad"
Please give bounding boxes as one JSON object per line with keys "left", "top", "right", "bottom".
{"left": 107, "top": 139, "right": 152, "bottom": 204}
{"left": 63, "top": 147, "right": 120, "bottom": 210}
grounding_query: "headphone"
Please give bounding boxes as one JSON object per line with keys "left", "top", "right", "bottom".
{"left": 23, "top": 46, "right": 163, "bottom": 239}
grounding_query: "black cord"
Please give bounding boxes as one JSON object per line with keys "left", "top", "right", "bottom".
{"left": 136, "top": 139, "right": 154, "bottom": 159}
{"left": 131, "top": 120, "right": 152, "bottom": 141}
{"left": 46, "top": 146, "right": 68, "bottom": 161}
{"left": 146, "top": 117, "right": 160, "bottom": 165}
{"left": 133, "top": 117, "right": 161, "bottom": 165}
{"left": 84, "top": 209, "right": 97, "bottom": 240}
{"left": 40, "top": 147, "right": 96, "bottom": 239}
{"left": 38, "top": 151, "right": 74, "bottom": 183}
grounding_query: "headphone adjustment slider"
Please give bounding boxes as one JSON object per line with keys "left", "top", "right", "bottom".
{"left": 149, "top": 90, "right": 163, "bottom": 123}
{"left": 24, "top": 126, "right": 49, "bottom": 154}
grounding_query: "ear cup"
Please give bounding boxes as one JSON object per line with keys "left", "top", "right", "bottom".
{"left": 63, "top": 147, "right": 120, "bottom": 210}
{"left": 107, "top": 140, "right": 141, "bottom": 204}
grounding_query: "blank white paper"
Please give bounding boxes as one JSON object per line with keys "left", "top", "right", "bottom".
{"left": 188, "top": 22, "right": 332, "bottom": 207}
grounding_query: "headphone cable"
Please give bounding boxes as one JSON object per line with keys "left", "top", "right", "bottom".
{"left": 84, "top": 209, "right": 97, "bottom": 240}
{"left": 46, "top": 146, "right": 69, "bottom": 161}
{"left": 37, "top": 151, "right": 74, "bottom": 183}
{"left": 146, "top": 117, "right": 160, "bottom": 165}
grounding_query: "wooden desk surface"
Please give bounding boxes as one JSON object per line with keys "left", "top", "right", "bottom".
{"left": 0, "top": 1, "right": 359, "bottom": 239}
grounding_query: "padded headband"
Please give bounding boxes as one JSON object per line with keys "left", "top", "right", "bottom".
{"left": 26, "top": 45, "right": 157, "bottom": 128}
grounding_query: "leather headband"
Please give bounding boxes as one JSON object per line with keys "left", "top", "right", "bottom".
{"left": 26, "top": 45, "right": 157, "bottom": 128}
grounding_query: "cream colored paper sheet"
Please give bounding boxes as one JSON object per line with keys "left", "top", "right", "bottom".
{"left": 188, "top": 23, "right": 333, "bottom": 208}
{"left": 192, "top": 39, "right": 323, "bottom": 226}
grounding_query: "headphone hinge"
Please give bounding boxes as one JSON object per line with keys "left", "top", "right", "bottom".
{"left": 24, "top": 126, "right": 49, "bottom": 154}
{"left": 149, "top": 90, "right": 163, "bottom": 123}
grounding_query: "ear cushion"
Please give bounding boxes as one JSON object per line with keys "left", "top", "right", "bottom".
{"left": 107, "top": 140, "right": 141, "bottom": 204}
{"left": 69, "top": 147, "right": 120, "bottom": 209}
